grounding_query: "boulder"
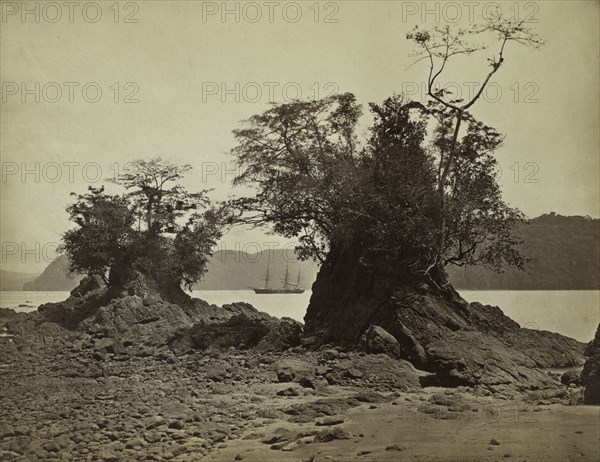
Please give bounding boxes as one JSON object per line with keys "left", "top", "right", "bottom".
{"left": 167, "top": 329, "right": 195, "bottom": 356}
{"left": 561, "top": 369, "right": 581, "bottom": 386}
{"left": 257, "top": 317, "right": 303, "bottom": 351}
{"left": 276, "top": 358, "right": 315, "bottom": 383}
{"left": 94, "top": 337, "right": 125, "bottom": 355}
{"left": 169, "top": 312, "right": 303, "bottom": 354}
{"left": 188, "top": 314, "right": 272, "bottom": 350}
{"left": 359, "top": 325, "right": 402, "bottom": 359}
{"left": 69, "top": 275, "right": 104, "bottom": 299}
{"left": 332, "top": 354, "right": 420, "bottom": 390}
{"left": 424, "top": 331, "right": 558, "bottom": 390}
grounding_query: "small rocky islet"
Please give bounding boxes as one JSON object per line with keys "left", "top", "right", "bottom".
{"left": 1, "top": 273, "right": 599, "bottom": 461}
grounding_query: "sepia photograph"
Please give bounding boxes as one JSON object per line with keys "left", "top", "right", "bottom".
{"left": 1, "top": 1, "right": 599, "bottom": 461}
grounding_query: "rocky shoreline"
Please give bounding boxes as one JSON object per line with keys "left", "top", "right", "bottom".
{"left": 1, "top": 318, "right": 596, "bottom": 462}
{"left": 0, "top": 275, "right": 598, "bottom": 461}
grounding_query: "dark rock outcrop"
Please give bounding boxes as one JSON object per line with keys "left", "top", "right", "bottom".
{"left": 581, "top": 323, "right": 600, "bottom": 404}
{"left": 183, "top": 312, "right": 272, "bottom": 350}
{"left": 304, "top": 243, "right": 585, "bottom": 393}
{"left": 169, "top": 313, "right": 302, "bottom": 354}
{"left": 37, "top": 272, "right": 299, "bottom": 353}
{"left": 69, "top": 274, "right": 104, "bottom": 298}
{"left": 37, "top": 272, "right": 221, "bottom": 346}
{"left": 257, "top": 317, "right": 303, "bottom": 351}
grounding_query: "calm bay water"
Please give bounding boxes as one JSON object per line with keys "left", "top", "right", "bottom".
{"left": 1, "top": 290, "right": 598, "bottom": 343}
{"left": 460, "top": 290, "right": 600, "bottom": 343}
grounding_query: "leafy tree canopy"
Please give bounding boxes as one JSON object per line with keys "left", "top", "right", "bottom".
{"left": 229, "top": 92, "right": 527, "bottom": 284}
{"left": 61, "top": 158, "right": 223, "bottom": 290}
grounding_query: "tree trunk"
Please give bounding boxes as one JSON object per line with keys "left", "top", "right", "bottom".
{"left": 304, "top": 240, "right": 378, "bottom": 344}
{"left": 435, "top": 111, "right": 463, "bottom": 271}
{"left": 303, "top": 240, "right": 430, "bottom": 364}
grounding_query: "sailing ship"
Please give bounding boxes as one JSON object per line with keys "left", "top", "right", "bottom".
{"left": 252, "top": 263, "right": 305, "bottom": 294}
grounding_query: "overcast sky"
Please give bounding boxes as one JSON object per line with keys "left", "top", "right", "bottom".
{"left": 1, "top": 0, "right": 599, "bottom": 272}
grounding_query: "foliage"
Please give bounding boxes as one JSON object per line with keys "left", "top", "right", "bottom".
{"left": 360, "top": 96, "right": 439, "bottom": 270}
{"left": 229, "top": 93, "right": 364, "bottom": 263}
{"left": 62, "top": 187, "right": 135, "bottom": 285}
{"left": 228, "top": 89, "right": 526, "bottom": 281}
{"left": 61, "top": 158, "right": 223, "bottom": 289}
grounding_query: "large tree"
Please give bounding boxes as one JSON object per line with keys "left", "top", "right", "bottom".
{"left": 228, "top": 16, "right": 544, "bottom": 288}
{"left": 61, "top": 158, "right": 223, "bottom": 292}
{"left": 229, "top": 17, "right": 542, "bottom": 285}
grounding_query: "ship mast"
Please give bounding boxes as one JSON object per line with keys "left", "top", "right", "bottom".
{"left": 263, "top": 263, "right": 271, "bottom": 289}
{"left": 282, "top": 264, "right": 290, "bottom": 289}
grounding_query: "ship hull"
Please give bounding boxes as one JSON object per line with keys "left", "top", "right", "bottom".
{"left": 252, "top": 288, "right": 305, "bottom": 294}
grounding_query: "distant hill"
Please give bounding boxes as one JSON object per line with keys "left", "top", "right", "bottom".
{"left": 17, "top": 250, "right": 320, "bottom": 292}
{"left": 448, "top": 213, "right": 600, "bottom": 290}
{"left": 0, "top": 270, "right": 39, "bottom": 291}
{"left": 15, "top": 214, "right": 600, "bottom": 291}
{"left": 22, "top": 255, "right": 83, "bottom": 291}
{"left": 195, "top": 249, "right": 319, "bottom": 290}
